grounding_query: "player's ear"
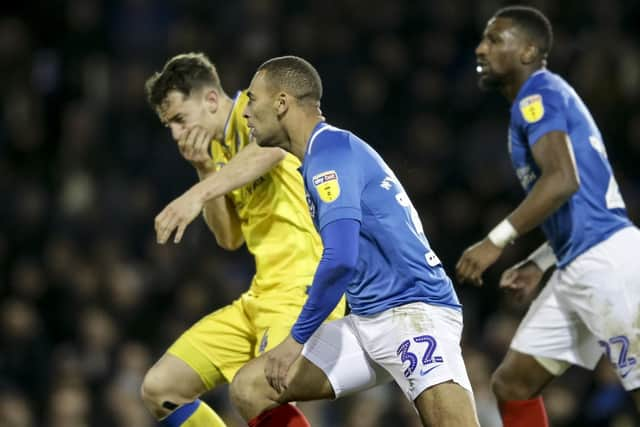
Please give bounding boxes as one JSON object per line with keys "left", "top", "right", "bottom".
{"left": 521, "top": 44, "right": 538, "bottom": 65}
{"left": 275, "top": 92, "right": 288, "bottom": 115}
{"left": 204, "top": 89, "right": 219, "bottom": 113}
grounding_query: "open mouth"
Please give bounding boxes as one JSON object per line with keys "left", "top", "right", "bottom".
{"left": 476, "top": 62, "right": 489, "bottom": 75}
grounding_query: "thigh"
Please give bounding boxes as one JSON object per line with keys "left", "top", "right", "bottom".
{"left": 301, "top": 316, "right": 392, "bottom": 398}
{"left": 415, "top": 381, "right": 479, "bottom": 427}
{"left": 249, "top": 288, "right": 307, "bottom": 357}
{"left": 510, "top": 272, "right": 602, "bottom": 371}
{"left": 167, "top": 295, "right": 254, "bottom": 388}
{"left": 354, "top": 303, "right": 472, "bottom": 402}
{"left": 492, "top": 350, "right": 557, "bottom": 400}
{"left": 231, "top": 341, "right": 336, "bottom": 420}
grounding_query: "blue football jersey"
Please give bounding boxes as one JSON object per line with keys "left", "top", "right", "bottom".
{"left": 301, "top": 122, "right": 460, "bottom": 315}
{"left": 509, "top": 69, "right": 631, "bottom": 267}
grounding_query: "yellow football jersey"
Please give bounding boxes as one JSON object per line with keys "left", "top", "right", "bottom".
{"left": 210, "top": 91, "right": 322, "bottom": 293}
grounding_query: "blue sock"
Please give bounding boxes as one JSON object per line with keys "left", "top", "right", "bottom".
{"left": 162, "top": 400, "right": 200, "bottom": 427}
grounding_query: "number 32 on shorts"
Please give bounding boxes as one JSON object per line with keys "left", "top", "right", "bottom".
{"left": 397, "top": 335, "right": 444, "bottom": 378}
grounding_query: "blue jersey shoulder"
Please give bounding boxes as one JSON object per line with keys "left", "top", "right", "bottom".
{"left": 511, "top": 71, "right": 570, "bottom": 146}
{"left": 304, "top": 125, "right": 364, "bottom": 230}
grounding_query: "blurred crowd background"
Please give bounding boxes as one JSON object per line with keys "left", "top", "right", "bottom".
{"left": 2, "top": 0, "right": 640, "bottom": 426}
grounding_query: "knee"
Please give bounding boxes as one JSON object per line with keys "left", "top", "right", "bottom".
{"left": 229, "top": 367, "right": 256, "bottom": 412}
{"left": 141, "top": 368, "right": 163, "bottom": 405}
{"left": 140, "top": 367, "right": 175, "bottom": 413}
{"left": 490, "top": 365, "right": 536, "bottom": 402}
{"left": 230, "top": 364, "right": 274, "bottom": 420}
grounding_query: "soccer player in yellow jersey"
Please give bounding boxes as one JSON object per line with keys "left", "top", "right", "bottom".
{"left": 140, "top": 52, "right": 345, "bottom": 427}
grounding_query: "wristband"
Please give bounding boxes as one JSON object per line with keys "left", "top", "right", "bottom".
{"left": 487, "top": 219, "right": 518, "bottom": 248}
{"left": 527, "top": 242, "right": 557, "bottom": 271}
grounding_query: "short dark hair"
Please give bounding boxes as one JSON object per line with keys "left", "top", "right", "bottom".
{"left": 494, "top": 6, "right": 553, "bottom": 58}
{"left": 256, "top": 56, "right": 323, "bottom": 104}
{"left": 145, "top": 52, "right": 223, "bottom": 109}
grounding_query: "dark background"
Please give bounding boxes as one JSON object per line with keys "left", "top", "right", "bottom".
{"left": 1, "top": 0, "right": 639, "bottom": 425}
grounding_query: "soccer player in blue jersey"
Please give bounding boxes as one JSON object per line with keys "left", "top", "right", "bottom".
{"left": 456, "top": 6, "right": 640, "bottom": 426}
{"left": 228, "top": 56, "right": 480, "bottom": 427}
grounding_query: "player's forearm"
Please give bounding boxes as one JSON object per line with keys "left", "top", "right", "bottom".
{"left": 193, "top": 166, "right": 244, "bottom": 250}
{"left": 187, "top": 144, "right": 283, "bottom": 248}
{"left": 291, "top": 219, "right": 359, "bottom": 344}
{"left": 507, "top": 171, "right": 578, "bottom": 236}
{"left": 194, "top": 142, "right": 286, "bottom": 203}
{"left": 291, "top": 258, "right": 354, "bottom": 344}
{"left": 201, "top": 195, "right": 244, "bottom": 250}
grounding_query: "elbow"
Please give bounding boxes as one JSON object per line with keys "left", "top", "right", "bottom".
{"left": 216, "top": 235, "right": 244, "bottom": 251}
{"left": 267, "top": 147, "right": 287, "bottom": 166}
{"left": 557, "top": 174, "right": 580, "bottom": 200}
{"left": 333, "top": 259, "right": 358, "bottom": 280}
{"left": 545, "top": 169, "right": 579, "bottom": 203}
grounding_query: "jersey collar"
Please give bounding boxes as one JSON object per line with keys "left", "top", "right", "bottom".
{"left": 222, "top": 91, "right": 243, "bottom": 144}
{"left": 514, "top": 68, "right": 548, "bottom": 102}
{"left": 305, "top": 121, "right": 329, "bottom": 156}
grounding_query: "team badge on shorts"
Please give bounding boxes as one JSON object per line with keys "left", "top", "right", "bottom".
{"left": 519, "top": 94, "right": 544, "bottom": 123}
{"left": 313, "top": 170, "right": 340, "bottom": 203}
{"left": 258, "top": 328, "right": 269, "bottom": 354}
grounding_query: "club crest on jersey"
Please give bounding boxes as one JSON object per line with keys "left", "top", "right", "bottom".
{"left": 519, "top": 94, "right": 544, "bottom": 123}
{"left": 313, "top": 170, "right": 340, "bottom": 203}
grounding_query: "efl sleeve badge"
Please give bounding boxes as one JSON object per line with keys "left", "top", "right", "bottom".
{"left": 519, "top": 94, "right": 545, "bottom": 123}
{"left": 313, "top": 170, "right": 341, "bottom": 203}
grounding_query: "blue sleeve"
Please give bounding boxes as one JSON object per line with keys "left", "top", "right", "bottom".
{"left": 290, "top": 218, "right": 359, "bottom": 344}
{"left": 306, "top": 133, "right": 363, "bottom": 229}
{"left": 515, "top": 89, "right": 568, "bottom": 147}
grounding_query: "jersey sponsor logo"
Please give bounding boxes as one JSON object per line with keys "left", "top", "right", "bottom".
{"left": 516, "top": 165, "right": 537, "bottom": 190}
{"left": 313, "top": 170, "right": 340, "bottom": 203}
{"left": 245, "top": 176, "right": 266, "bottom": 195}
{"left": 519, "top": 94, "right": 545, "bottom": 123}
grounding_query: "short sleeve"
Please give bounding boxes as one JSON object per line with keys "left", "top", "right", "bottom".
{"left": 515, "top": 89, "right": 568, "bottom": 147}
{"left": 305, "top": 132, "right": 363, "bottom": 230}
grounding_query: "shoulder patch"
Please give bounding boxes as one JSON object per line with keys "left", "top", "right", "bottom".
{"left": 313, "top": 170, "right": 340, "bottom": 203}
{"left": 519, "top": 94, "right": 545, "bottom": 123}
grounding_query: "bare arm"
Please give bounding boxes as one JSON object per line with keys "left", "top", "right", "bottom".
{"left": 456, "top": 130, "right": 578, "bottom": 285}
{"left": 506, "top": 130, "right": 580, "bottom": 234}
{"left": 194, "top": 141, "right": 287, "bottom": 203}
{"left": 192, "top": 141, "right": 286, "bottom": 248}
{"left": 155, "top": 138, "right": 287, "bottom": 246}
{"left": 194, "top": 166, "right": 244, "bottom": 250}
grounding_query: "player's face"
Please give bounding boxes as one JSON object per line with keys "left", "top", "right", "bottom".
{"left": 244, "top": 71, "right": 289, "bottom": 150}
{"left": 158, "top": 90, "right": 215, "bottom": 142}
{"left": 475, "top": 17, "right": 526, "bottom": 90}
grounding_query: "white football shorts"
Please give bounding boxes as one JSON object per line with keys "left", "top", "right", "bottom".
{"left": 511, "top": 226, "right": 640, "bottom": 390}
{"left": 302, "top": 301, "right": 473, "bottom": 401}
